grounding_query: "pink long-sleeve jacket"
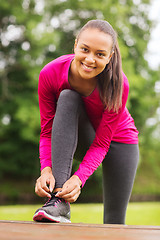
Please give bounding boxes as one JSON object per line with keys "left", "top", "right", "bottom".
{"left": 38, "top": 54, "right": 139, "bottom": 187}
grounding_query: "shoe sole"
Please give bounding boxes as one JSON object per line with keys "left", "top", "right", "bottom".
{"left": 33, "top": 210, "right": 71, "bottom": 223}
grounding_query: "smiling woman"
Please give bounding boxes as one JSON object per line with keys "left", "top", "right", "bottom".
{"left": 32, "top": 19, "right": 139, "bottom": 225}
{"left": 69, "top": 28, "right": 113, "bottom": 97}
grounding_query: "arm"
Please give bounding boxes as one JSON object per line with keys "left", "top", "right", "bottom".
{"left": 35, "top": 69, "right": 57, "bottom": 197}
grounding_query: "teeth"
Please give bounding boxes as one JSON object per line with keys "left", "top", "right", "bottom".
{"left": 83, "top": 64, "right": 93, "bottom": 69}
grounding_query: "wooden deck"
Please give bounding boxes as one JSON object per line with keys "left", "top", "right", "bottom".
{"left": 0, "top": 220, "right": 160, "bottom": 240}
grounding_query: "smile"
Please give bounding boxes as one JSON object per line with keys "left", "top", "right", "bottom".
{"left": 81, "top": 63, "right": 96, "bottom": 72}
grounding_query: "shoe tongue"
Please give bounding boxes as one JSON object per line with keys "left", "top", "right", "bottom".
{"left": 43, "top": 193, "right": 59, "bottom": 207}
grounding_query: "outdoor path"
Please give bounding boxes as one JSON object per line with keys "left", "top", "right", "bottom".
{"left": 0, "top": 220, "right": 160, "bottom": 240}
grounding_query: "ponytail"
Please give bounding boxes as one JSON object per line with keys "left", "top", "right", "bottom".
{"left": 97, "top": 42, "right": 123, "bottom": 113}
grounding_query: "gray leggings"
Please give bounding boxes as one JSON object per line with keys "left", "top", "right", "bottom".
{"left": 51, "top": 89, "right": 139, "bottom": 224}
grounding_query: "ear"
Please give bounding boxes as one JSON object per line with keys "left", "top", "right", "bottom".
{"left": 74, "top": 39, "right": 78, "bottom": 53}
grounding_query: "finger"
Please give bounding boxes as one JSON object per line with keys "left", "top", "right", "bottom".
{"left": 37, "top": 186, "right": 52, "bottom": 198}
{"left": 39, "top": 188, "right": 52, "bottom": 198}
{"left": 57, "top": 182, "right": 81, "bottom": 198}
{"left": 58, "top": 186, "right": 80, "bottom": 200}
{"left": 35, "top": 184, "right": 38, "bottom": 194}
{"left": 48, "top": 177, "right": 55, "bottom": 193}
{"left": 63, "top": 190, "right": 81, "bottom": 203}
{"left": 35, "top": 180, "right": 51, "bottom": 198}
{"left": 56, "top": 185, "right": 73, "bottom": 197}
{"left": 41, "top": 178, "right": 50, "bottom": 193}
{"left": 64, "top": 196, "right": 78, "bottom": 203}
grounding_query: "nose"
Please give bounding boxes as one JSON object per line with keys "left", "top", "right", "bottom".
{"left": 85, "top": 54, "right": 95, "bottom": 64}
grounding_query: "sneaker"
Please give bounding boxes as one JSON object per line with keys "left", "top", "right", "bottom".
{"left": 33, "top": 192, "right": 71, "bottom": 223}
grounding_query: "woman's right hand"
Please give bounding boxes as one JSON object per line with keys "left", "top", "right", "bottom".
{"left": 35, "top": 167, "right": 55, "bottom": 198}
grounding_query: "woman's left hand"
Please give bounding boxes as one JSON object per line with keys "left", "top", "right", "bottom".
{"left": 55, "top": 175, "right": 82, "bottom": 203}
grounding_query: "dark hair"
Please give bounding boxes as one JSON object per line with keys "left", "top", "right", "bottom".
{"left": 77, "top": 19, "right": 123, "bottom": 112}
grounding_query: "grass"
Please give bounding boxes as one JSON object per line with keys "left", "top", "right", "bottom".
{"left": 0, "top": 202, "right": 160, "bottom": 226}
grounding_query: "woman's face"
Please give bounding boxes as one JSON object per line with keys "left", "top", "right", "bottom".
{"left": 73, "top": 28, "right": 113, "bottom": 81}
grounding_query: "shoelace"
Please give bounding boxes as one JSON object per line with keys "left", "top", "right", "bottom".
{"left": 43, "top": 192, "right": 62, "bottom": 207}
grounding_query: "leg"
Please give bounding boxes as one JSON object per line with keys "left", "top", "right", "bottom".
{"left": 74, "top": 108, "right": 95, "bottom": 161}
{"left": 51, "top": 89, "right": 82, "bottom": 189}
{"left": 33, "top": 89, "right": 87, "bottom": 223}
{"left": 102, "top": 142, "right": 139, "bottom": 224}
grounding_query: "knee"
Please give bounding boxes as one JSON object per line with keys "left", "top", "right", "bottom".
{"left": 59, "top": 89, "right": 80, "bottom": 99}
{"left": 58, "top": 89, "right": 81, "bottom": 103}
{"left": 58, "top": 89, "right": 81, "bottom": 107}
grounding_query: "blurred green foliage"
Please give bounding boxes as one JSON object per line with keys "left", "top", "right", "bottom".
{"left": 0, "top": 0, "right": 160, "bottom": 202}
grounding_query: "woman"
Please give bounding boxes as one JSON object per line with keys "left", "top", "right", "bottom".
{"left": 33, "top": 19, "right": 139, "bottom": 224}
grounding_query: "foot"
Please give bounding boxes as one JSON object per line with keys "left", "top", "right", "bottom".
{"left": 33, "top": 192, "right": 71, "bottom": 223}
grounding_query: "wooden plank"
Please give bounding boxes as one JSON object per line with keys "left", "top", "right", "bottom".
{"left": 0, "top": 220, "right": 160, "bottom": 240}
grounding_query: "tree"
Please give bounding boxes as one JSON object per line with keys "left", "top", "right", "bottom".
{"left": 0, "top": 0, "right": 159, "bottom": 200}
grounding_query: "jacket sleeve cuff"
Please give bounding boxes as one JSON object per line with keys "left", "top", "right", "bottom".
{"left": 73, "top": 170, "right": 87, "bottom": 188}
{"left": 40, "top": 160, "right": 52, "bottom": 171}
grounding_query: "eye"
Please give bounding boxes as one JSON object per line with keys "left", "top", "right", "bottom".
{"left": 97, "top": 52, "right": 105, "bottom": 57}
{"left": 81, "top": 47, "right": 88, "bottom": 52}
